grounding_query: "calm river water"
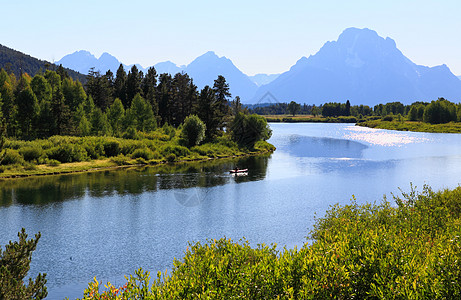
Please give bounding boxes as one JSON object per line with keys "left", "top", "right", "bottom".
{"left": 1, "top": 123, "right": 461, "bottom": 299}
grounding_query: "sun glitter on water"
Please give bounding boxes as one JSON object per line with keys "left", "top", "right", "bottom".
{"left": 344, "top": 126, "right": 428, "bottom": 147}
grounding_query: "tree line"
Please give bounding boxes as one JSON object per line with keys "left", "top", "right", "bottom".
{"left": 250, "top": 98, "right": 461, "bottom": 124}
{"left": 0, "top": 64, "right": 272, "bottom": 146}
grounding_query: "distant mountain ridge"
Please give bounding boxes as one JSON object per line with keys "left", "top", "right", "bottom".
{"left": 58, "top": 50, "right": 259, "bottom": 101}
{"left": 56, "top": 28, "right": 461, "bottom": 105}
{"left": 0, "top": 44, "right": 86, "bottom": 83}
{"left": 251, "top": 28, "right": 461, "bottom": 105}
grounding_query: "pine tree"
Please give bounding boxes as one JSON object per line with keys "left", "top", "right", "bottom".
{"left": 213, "top": 75, "right": 231, "bottom": 129}
{"left": 114, "top": 64, "right": 127, "bottom": 107}
{"left": 107, "top": 98, "right": 125, "bottom": 136}
{"left": 197, "top": 85, "right": 219, "bottom": 139}
{"left": 126, "top": 65, "right": 142, "bottom": 107}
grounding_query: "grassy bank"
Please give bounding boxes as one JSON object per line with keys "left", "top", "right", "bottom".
{"left": 358, "top": 119, "right": 461, "bottom": 133}
{"left": 0, "top": 128, "right": 275, "bottom": 179}
{"left": 78, "top": 185, "right": 461, "bottom": 299}
{"left": 264, "top": 114, "right": 358, "bottom": 123}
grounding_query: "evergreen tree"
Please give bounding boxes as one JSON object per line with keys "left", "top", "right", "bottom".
{"left": 91, "top": 107, "right": 111, "bottom": 136}
{"left": 30, "top": 75, "right": 52, "bottom": 104}
{"left": 0, "top": 228, "right": 48, "bottom": 299}
{"left": 0, "top": 69, "right": 17, "bottom": 136}
{"left": 125, "top": 94, "right": 156, "bottom": 132}
{"left": 157, "top": 73, "right": 173, "bottom": 125}
{"left": 126, "top": 65, "right": 142, "bottom": 107}
{"left": 345, "top": 100, "right": 351, "bottom": 116}
{"left": 141, "top": 67, "right": 158, "bottom": 117}
{"left": 85, "top": 68, "right": 112, "bottom": 110}
{"left": 197, "top": 85, "right": 219, "bottom": 139}
{"left": 213, "top": 75, "right": 231, "bottom": 128}
{"left": 114, "top": 64, "right": 127, "bottom": 107}
{"left": 107, "top": 98, "right": 125, "bottom": 136}
{"left": 15, "top": 74, "right": 39, "bottom": 138}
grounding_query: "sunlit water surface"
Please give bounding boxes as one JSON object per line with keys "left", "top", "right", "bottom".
{"left": 1, "top": 123, "right": 461, "bottom": 299}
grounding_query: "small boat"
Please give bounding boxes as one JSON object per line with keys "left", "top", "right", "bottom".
{"left": 229, "top": 168, "right": 248, "bottom": 174}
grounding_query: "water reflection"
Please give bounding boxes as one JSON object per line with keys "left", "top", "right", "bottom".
{"left": 0, "top": 154, "right": 270, "bottom": 207}
{"left": 281, "top": 135, "right": 368, "bottom": 158}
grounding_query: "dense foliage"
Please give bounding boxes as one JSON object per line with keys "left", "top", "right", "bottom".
{"left": 180, "top": 115, "right": 206, "bottom": 147}
{"left": 76, "top": 185, "right": 461, "bottom": 299}
{"left": 0, "top": 66, "right": 244, "bottom": 142}
{"left": 231, "top": 113, "right": 272, "bottom": 148}
{"left": 0, "top": 228, "right": 47, "bottom": 299}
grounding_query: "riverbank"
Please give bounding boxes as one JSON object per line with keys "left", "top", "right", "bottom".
{"left": 264, "top": 114, "right": 357, "bottom": 123}
{"left": 0, "top": 133, "right": 275, "bottom": 179}
{"left": 79, "top": 185, "right": 461, "bottom": 298}
{"left": 357, "top": 119, "right": 461, "bottom": 133}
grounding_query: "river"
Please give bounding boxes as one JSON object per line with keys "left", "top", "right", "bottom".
{"left": 1, "top": 123, "right": 461, "bottom": 299}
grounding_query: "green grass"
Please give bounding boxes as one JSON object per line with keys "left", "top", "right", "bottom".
{"left": 78, "top": 185, "right": 461, "bottom": 299}
{"left": 358, "top": 119, "right": 461, "bottom": 133}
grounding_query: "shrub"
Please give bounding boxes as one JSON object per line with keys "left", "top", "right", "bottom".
{"left": 122, "top": 127, "right": 140, "bottom": 140}
{"left": 382, "top": 115, "right": 394, "bottom": 121}
{"left": 160, "top": 145, "right": 190, "bottom": 158}
{"left": 110, "top": 155, "right": 130, "bottom": 166}
{"left": 231, "top": 113, "right": 272, "bottom": 148}
{"left": 1, "top": 149, "right": 25, "bottom": 165}
{"left": 181, "top": 115, "right": 206, "bottom": 147}
{"left": 103, "top": 140, "right": 121, "bottom": 157}
{"left": 166, "top": 153, "right": 176, "bottom": 162}
{"left": 47, "top": 144, "right": 87, "bottom": 163}
{"left": 131, "top": 148, "right": 154, "bottom": 160}
{"left": 46, "top": 159, "right": 61, "bottom": 167}
{"left": 19, "top": 146, "right": 44, "bottom": 162}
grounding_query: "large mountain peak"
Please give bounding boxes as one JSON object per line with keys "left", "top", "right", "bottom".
{"left": 252, "top": 28, "right": 461, "bottom": 105}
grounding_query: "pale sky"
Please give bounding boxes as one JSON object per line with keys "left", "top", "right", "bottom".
{"left": 1, "top": 0, "right": 460, "bottom": 76}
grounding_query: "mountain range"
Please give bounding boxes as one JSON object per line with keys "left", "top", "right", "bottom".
{"left": 57, "top": 50, "right": 258, "bottom": 101}
{"left": 3, "top": 27, "right": 461, "bottom": 106}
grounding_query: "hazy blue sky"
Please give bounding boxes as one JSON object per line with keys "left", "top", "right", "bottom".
{"left": 1, "top": 0, "right": 460, "bottom": 75}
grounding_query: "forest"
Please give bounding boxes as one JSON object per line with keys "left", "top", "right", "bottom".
{"left": 0, "top": 65, "right": 273, "bottom": 176}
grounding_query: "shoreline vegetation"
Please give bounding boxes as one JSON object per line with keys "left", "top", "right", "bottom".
{"left": 256, "top": 98, "right": 461, "bottom": 133}
{"left": 0, "top": 130, "right": 275, "bottom": 180}
{"left": 357, "top": 119, "right": 461, "bottom": 133}
{"left": 5, "top": 185, "right": 460, "bottom": 298}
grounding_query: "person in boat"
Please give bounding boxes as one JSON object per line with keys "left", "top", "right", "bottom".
{"left": 234, "top": 167, "right": 239, "bottom": 172}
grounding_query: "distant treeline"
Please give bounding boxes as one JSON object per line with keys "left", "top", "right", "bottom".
{"left": 249, "top": 98, "right": 461, "bottom": 124}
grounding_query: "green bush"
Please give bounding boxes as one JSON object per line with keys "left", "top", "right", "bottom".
{"left": 79, "top": 185, "right": 461, "bottom": 299}
{"left": 19, "top": 146, "right": 44, "bottom": 162}
{"left": 131, "top": 148, "right": 155, "bottom": 160}
{"left": 166, "top": 153, "right": 176, "bottom": 162}
{"left": 46, "top": 159, "right": 61, "bottom": 167}
{"left": 181, "top": 115, "right": 206, "bottom": 147}
{"left": 382, "top": 115, "right": 394, "bottom": 121}
{"left": 103, "top": 140, "right": 121, "bottom": 157}
{"left": 1, "top": 149, "right": 25, "bottom": 165}
{"left": 110, "top": 155, "right": 130, "bottom": 166}
{"left": 46, "top": 144, "right": 87, "bottom": 163}
{"left": 122, "top": 127, "right": 141, "bottom": 140}
{"left": 160, "top": 145, "right": 190, "bottom": 158}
